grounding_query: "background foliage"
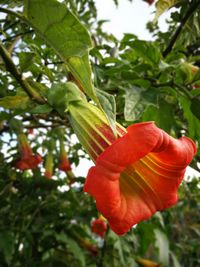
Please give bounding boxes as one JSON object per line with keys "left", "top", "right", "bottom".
{"left": 0, "top": 0, "right": 199, "bottom": 266}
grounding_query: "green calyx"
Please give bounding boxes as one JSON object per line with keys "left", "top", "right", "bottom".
{"left": 68, "top": 100, "right": 126, "bottom": 162}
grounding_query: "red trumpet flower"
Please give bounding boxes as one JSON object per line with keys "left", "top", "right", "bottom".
{"left": 84, "top": 122, "right": 196, "bottom": 235}
{"left": 91, "top": 218, "right": 107, "bottom": 238}
{"left": 68, "top": 84, "right": 197, "bottom": 235}
{"left": 15, "top": 133, "right": 42, "bottom": 170}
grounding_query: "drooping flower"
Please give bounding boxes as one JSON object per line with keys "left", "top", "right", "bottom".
{"left": 44, "top": 151, "right": 54, "bottom": 179}
{"left": 58, "top": 140, "right": 71, "bottom": 172}
{"left": 67, "top": 83, "right": 197, "bottom": 235}
{"left": 15, "top": 133, "right": 42, "bottom": 170}
{"left": 91, "top": 217, "right": 107, "bottom": 238}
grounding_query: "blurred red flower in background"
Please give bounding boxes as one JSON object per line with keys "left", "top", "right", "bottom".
{"left": 15, "top": 133, "right": 42, "bottom": 170}
{"left": 91, "top": 218, "right": 107, "bottom": 238}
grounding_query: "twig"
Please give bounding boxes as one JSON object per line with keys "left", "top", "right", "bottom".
{"left": 2, "top": 30, "right": 34, "bottom": 43}
{"left": 163, "top": 0, "right": 200, "bottom": 57}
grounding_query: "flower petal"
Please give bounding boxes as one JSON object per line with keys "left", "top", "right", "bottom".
{"left": 84, "top": 122, "right": 196, "bottom": 235}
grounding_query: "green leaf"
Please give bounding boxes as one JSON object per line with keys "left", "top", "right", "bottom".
{"left": 135, "top": 222, "right": 156, "bottom": 255}
{"left": 96, "top": 88, "right": 117, "bottom": 137}
{"left": 56, "top": 232, "right": 85, "bottom": 267}
{"left": 24, "top": 0, "right": 99, "bottom": 104}
{"left": 124, "top": 86, "right": 158, "bottom": 121}
{"left": 180, "top": 96, "right": 200, "bottom": 139}
{"left": 177, "top": 62, "right": 195, "bottom": 83}
{"left": 154, "top": 229, "right": 169, "bottom": 266}
{"left": 130, "top": 40, "right": 161, "bottom": 65}
{"left": 24, "top": 0, "right": 92, "bottom": 57}
{"left": 0, "top": 231, "right": 15, "bottom": 265}
{"left": 0, "top": 95, "right": 30, "bottom": 109}
{"left": 190, "top": 97, "right": 200, "bottom": 120}
{"left": 142, "top": 98, "right": 176, "bottom": 133}
{"left": 154, "top": 0, "right": 181, "bottom": 23}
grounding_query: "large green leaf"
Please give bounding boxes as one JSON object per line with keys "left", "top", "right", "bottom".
{"left": 24, "top": 0, "right": 91, "bottom": 57}
{"left": 24, "top": 0, "right": 98, "bottom": 104}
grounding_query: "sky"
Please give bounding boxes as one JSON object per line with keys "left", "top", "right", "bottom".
{"left": 94, "top": 0, "right": 170, "bottom": 40}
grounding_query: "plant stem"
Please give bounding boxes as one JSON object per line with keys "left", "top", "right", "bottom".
{"left": 0, "top": 41, "right": 45, "bottom": 104}
{"left": 163, "top": 0, "right": 200, "bottom": 57}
